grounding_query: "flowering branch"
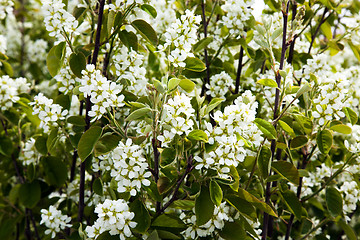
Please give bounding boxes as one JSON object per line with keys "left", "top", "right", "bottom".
{"left": 78, "top": 0, "right": 105, "bottom": 223}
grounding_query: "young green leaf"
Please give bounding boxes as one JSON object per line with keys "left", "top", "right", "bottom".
{"left": 281, "top": 190, "right": 302, "bottom": 220}
{"left": 126, "top": 107, "right": 152, "bottom": 121}
{"left": 141, "top": 4, "right": 157, "bottom": 18}
{"left": 258, "top": 145, "right": 271, "bottom": 178}
{"left": 272, "top": 161, "right": 299, "bottom": 185}
{"left": 167, "top": 78, "right": 181, "bottom": 92}
{"left": 210, "top": 180, "right": 223, "bottom": 207}
{"left": 316, "top": 129, "right": 333, "bottom": 154}
{"left": 195, "top": 185, "right": 214, "bottom": 225}
{"left": 131, "top": 19, "right": 158, "bottom": 46}
{"left": 179, "top": 78, "right": 195, "bottom": 93}
{"left": 188, "top": 129, "right": 208, "bottom": 142}
{"left": 326, "top": 187, "right": 343, "bottom": 217}
{"left": 69, "top": 51, "right": 86, "bottom": 77}
{"left": 254, "top": 118, "right": 277, "bottom": 140}
{"left": 290, "top": 135, "right": 308, "bottom": 149}
{"left": 256, "top": 78, "right": 278, "bottom": 88}
{"left": 193, "top": 37, "right": 214, "bottom": 53}
{"left": 41, "top": 156, "right": 68, "bottom": 187}
{"left": 130, "top": 199, "right": 151, "bottom": 234}
{"left": 278, "top": 120, "right": 295, "bottom": 137}
{"left": 184, "top": 57, "right": 206, "bottom": 72}
{"left": 206, "top": 98, "right": 224, "bottom": 115}
{"left": 47, "top": 42, "right": 66, "bottom": 77}
{"left": 343, "top": 107, "right": 358, "bottom": 125}
{"left": 19, "top": 180, "right": 41, "bottom": 208}
{"left": 78, "top": 126, "right": 103, "bottom": 161}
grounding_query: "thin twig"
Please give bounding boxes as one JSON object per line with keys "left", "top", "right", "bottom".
{"left": 235, "top": 45, "right": 244, "bottom": 94}
{"left": 308, "top": 7, "right": 328, "bottom": 54}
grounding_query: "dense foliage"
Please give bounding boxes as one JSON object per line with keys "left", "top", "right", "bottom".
{"left": 2, "top": 0, "right": 360, "bottom": 239}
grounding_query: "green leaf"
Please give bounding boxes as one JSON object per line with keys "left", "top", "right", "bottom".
{"left": 35, "top": 135, "right": 47, "bottom": 155}
{"left": 278, "top": 120, "right": 295, "bottom": 137}
{"left": 131, "top": 19, "right": 158, "bottom": 46}
{"left": 343, "top": 107, "right": 358, "bottom": 125}
{"left": 160, "top": 147, "right": 176, "bottom": 166}
{"left": 272, "top": 161, "right": 299, "bottom": 185}
{"left": 206, "top": 98, "right": 224, "bottom": 115}
{"left": 236, "top": 188, "right": 277, "bottom": 217}
{"left": 171, "top": 200, "right": 195, "bottom": 210}
{"left": 337, "top": 218, "right": 357, "bottom": 240}
{"left": 256, "top": 78, "right": 278, "bottom": 88}
{"left": 193, "top": 37, "right": 214, "bottom": 53}
{"left": 55, "top": 94, "right": 71, "bottom": 110}
{"left": 47, "top": 42, "right": 66, "bottom": 77}
{"left": 93, "top": 178, "right": 103, "bottom": 196}
{"left": 281, "top": 190, "right": 302, "bottom": 220}
{"left": 167, "top": 78, "right": 181, "bottom": 92}
{"left": 69, "top": 52, "right": 86, "bottom": 77}
{"left": 290, "top": 135, "right": 308, "bottom": 149}
{"left": 19, "top": 180, "right": 41, "bottom": 209}
{"left": 349, "top": 41, "right": 360, "bottom": 62}
{"left": 316, "top": 129, "right": 333, "bottom": 154}
{"left": 254, "top": 118, "right": 277, "bottom": 140}
{"left": 141, "top": 4, "right": 157, "bottom": 18}
{"left": 0, "top": 136, "right": 13, "bottom": 156}
{"left": 195, "top": 185, "right": 214, "bottom": 225}
{"left": 152, "top": 214, "right": 186, "bottom": 229}
{"left": 320, "top": 21, "right": 332, "bottom": 40}
{"left": 46, "top": 128, "right": 59, "bottom": 153}
{"left": 330, "top": 123, "right": 352, "bottom": 134}
{"left": 188, "top": 129, "right": 208, "bottom": 142}
{"left": 210, "top": 180, "right": 223, "bottom": 207}
{"left": 94, "top": 133, "right": 121, "bottom": 157}
{"left": 119, "top": 30, "right": 138, "bottom": 51}
{"left": 219, "top": 221, "right": 247, "bottom": 240}
{"left": 0, "top": 60, "right": 13, "bottom": 77}
{"left": 295, "top": 82, "right": 311, "bottom": 98}
{"left": 153, "top": 79, "right": 165, "bottom": 93}
{"left": 157, "top": 230, "right": 181, "bottom": 239}
{"left": 67, "top": 116, "right": 86, "bottom": 126}
{"left": 258, "top": 145, "right": 271, "bottom": 178}
{"left": 326, "top": 186, "right": 343, "bottom": 217}
{"left": 184, "top": 57, "right": 206, "bottom": 72}
{"left": 78, "top": 126, "right": 103, "bottom": 161}
{"left": 226, "top": 195, "right": 256, "bottom": 220}
{"left": 179, "top": 78, "right": 195, "bottom": 93}
{"left": 41, "top": 156, "right": 68, "bottom": 187}
{"left": 126, "top": 107, "right": 152, "bottom": 121}
{"left": 130, "top": 199, "right": 151, "bottom": 234}
{"left": 147, "top": 230, "right": 160, "bottom": 240}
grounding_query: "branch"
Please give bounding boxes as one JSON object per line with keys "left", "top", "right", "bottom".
{"left": 262, "top": 2, "right": 290, "bottom": 239}
{"left": 160, "top": 156, "right": 194, "bottom": 213}
{"left": 78, "top": 0, "right": 106, "bottom": 223}
{"left": 152, "top": 138, "right": 161, "bottom": 213}
{"left": 200, "top": 0, "right": 211, "bottom": 103}
{"left": 235, "top": 45, "right": 244, "bottom": 94}
{"left": 308, "top": 7, "right": 328, "bottom": 54}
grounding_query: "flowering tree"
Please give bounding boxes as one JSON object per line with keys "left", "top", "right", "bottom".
{"left": 2, "top": 0, "right": 360, "bottom": 239}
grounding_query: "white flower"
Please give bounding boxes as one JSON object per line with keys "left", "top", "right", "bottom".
{"left": 40, "top": 205, "right": 72, "bottom": 238}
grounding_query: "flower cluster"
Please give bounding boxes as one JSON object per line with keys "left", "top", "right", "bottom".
{"left": 94, "top": 139, "right": 151, "bottom": 196}
{"left": 30, "top": 93, "right": 69, "bottom": 132}
{"left": 112, "top": 46, "right": 147, "bottom": 96}
{"left": 159, "top": 10, "right": 201, "bottom": 67}
{"left": 0, "top": 75, "right": 30, "bottom": 111}
{"left": 206, "top": 71, "right": 234, "bottom": 97}
{"left": 195, "top": 91, "right": 263, "bottom": 174}
{"left": 311, "top": 74, "right": 349, "bottom": 126}
{"left": 85, "top": 199, "right": 137, "bottom": 240}
{"left": 40, "top": 205, "right": 72, "bottom": 238}
{"left": 181, "top": 202, "right": 233, "bottom": 239}
{"left": 219, "top": 0, "right": 254, "bottom": 37}
{"left": 19, "top": 138, "right": 41, "bottom": 166}
{"left": 55, "top": 66, "right": 76, "bottom": 94}
{"left": 0, "top": 0, "right": 13, "bottom": 20}
{"left": 41, "top": 0, "right": 88, "bottom": 42}
{"left": 158, "top": 93, "right": 195, "bottom": 147}
{"left": 78, "top": 64, "right": 125, "bottom": 122}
